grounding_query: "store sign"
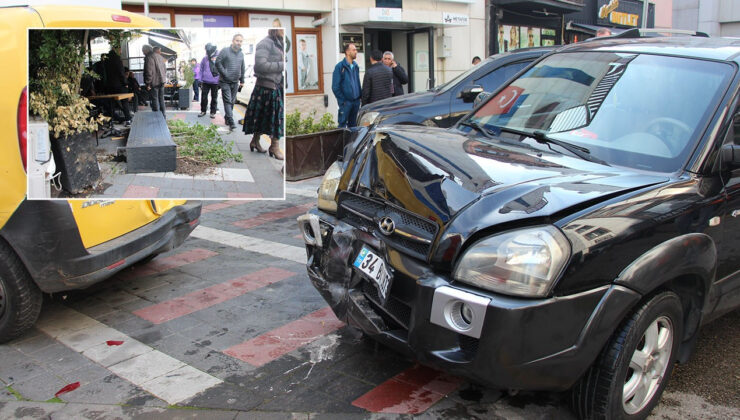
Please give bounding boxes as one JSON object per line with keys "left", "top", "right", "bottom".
{"left": 442, "top": 13, "right": 469, "bottom": 26}
{"left": 148, "top": 13, "right": 171, "bottom": 27}
{"left": 175, "top": 14, "right": 234, "bottom": 27}
{"left": 597, "top": 0, "right": 644, "bottom": 27}
{"left": 340, "top": 33, "right": 364, "bottom": 54}
{"left": 369, "top": 8, "right": 402, "bottom": 22}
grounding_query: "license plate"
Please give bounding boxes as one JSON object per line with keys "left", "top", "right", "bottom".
{"left": 353, "top": 246, "right": 392, "bottom": 300}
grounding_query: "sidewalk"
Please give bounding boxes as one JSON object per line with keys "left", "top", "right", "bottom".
{"left": 91, "top": 100, "right": 284, "bottom": 199}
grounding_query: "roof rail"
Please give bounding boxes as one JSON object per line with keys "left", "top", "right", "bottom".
{"left": 613, "top": 28, "right": 710, "bottom": 38}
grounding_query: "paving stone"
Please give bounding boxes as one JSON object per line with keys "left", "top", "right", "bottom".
{"left": 183, "top": 381, "right": 265, "bottom": 411}
{"left": 0, "top": 388, "right": 17, "bottom": 402}
{"left": 9, "top": 331, "right": 57, "bottom": 355}
{"left": 28, "top": 343, "right": 92, "bottom": 376}
{"left": 0, "top": 347, "right": 48, "bottom": 384}
{"left": 235, "top": 412, "right": 309, "bottom": 420}
{"left": 59, "top": 373, "right": 147, "bottom": 405}
{"left": 0, "top": 401, "right": 66, "bottom": 419}
{"left": 11, "top": 371, "right": 68, "bottom": 401}
{"left": 140, "top": 365, "right": 222, "bottom": 404}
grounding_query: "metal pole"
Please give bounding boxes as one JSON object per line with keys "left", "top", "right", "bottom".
{"left": 144, "top": 0, "right": 149, "bottom": 17}
{"left": 334, "top": 0, "right": 339, "bottom": 58}
{"left": 641, "top": 0, "right": 648, "bottom": 29}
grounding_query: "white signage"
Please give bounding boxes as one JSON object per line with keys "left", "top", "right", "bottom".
{"left": 148, "top": 13, "right": 172, "bottom": 27}
{"left": 443, "top": 13, "right": 469, "bottom": 26}
{"left": 369, "top": 8, "right": 403, "bottom": 22}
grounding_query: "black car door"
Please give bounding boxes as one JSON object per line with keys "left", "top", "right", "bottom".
{"left": 439, "top": 60, "right": 532, "bottom": 128}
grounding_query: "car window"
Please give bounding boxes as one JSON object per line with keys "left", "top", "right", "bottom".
{"left": 474, "top": 61, "right": 530, "bottom": 92}
{"left": 470, "top": 52, "right": 734, "bottom": 173}
{"left": 434, "top": 57, "right": 495, "bottom": 94}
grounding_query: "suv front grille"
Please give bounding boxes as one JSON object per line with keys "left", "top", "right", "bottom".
{"left": 337, "top": 191, "right": 438, "bottom": 260}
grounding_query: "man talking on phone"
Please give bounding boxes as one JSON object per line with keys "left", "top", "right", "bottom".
{"left": 382, "top": 51, "right": 408, "bottom": 97}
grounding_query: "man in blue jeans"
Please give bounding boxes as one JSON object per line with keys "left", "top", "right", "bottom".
{"left": 332, "top": 43, "right": 361, "bottom": 128}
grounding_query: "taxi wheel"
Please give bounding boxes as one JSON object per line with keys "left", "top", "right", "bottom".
{"left": 0, "top": 242, "right": 43, "bottom": 344}
{"left": 570, "top": 291, "right": 683, "bottom": 420}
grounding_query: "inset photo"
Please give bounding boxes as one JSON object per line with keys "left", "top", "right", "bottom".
{"left": 27, "top": 27, "right": 286, "bottom": 200}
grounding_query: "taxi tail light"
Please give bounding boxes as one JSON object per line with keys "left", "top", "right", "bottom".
{"left": 111, "top": 15, "right": 132, "bottom": 23}
{"left": 18, "top": 87, "right": 28, "bottom": 172}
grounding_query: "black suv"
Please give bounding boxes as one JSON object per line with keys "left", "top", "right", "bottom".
{"left": 356, "top": 48, "right": 551, "bottom": 128}
{"left": 299, "top": 36, "right": 740, "bottom": 419}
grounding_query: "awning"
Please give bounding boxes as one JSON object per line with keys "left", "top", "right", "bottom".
{"left": 493, "top": 0, "right": 584, "bottom": 15}
{"left": 566, "top": 22, "right": 625, "bottom": 36}
{"left": 148, "top": 38, "right": 177, "bottom": 60}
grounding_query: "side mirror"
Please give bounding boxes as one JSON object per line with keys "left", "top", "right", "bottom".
{"left": 460, "top": 85, "right": 484, "bottom": 103}
{"left": 473, "top": 91, "right": 492, "bottom": 108}
{"left": 721, "top": 144, "right": 740, "bottom": 169}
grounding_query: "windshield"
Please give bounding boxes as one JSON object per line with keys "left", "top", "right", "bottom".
{"left": 468, "top": 52, "right": 734, "bottom": 172}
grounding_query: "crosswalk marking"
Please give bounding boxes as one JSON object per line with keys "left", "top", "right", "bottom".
{"left": 190, "top": 225, "right": 307, "bottom": 264}
{"left": 36, "top": 305, "right": 222, "bottom": 404}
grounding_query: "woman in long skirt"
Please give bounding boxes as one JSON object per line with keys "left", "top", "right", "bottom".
{"left": 243, "top": 29, "right": 285, "bottom": 160}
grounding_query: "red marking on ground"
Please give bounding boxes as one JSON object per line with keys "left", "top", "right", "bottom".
{"left": 293, "top": 234, "right": 302, "bottom": 240}
{"left": 55, "top": 382, "right": 80, "bottom": 397}
{"left": 122, "top": 185, "right": 160, "bottom": 198}
{"left": 212, "top": 115, "right": 225, "bottom": 125}
{"left": 233, "top": 203, "right": 314, "bottom": 229}
{"left": 133, "top": 267, "right": 296, "bottom": 324}
{"left": 223, "top": 307, "right": 343, "bottom": 367}
{"left": 106, "top": 340, "right": 124, "bottom": 346}
{"left": 227, "top": 193, "right": 263, "bottom": 199}
{"left": 352, "top": 365, "right": 462, "bottom": 414}
{"left": 117, "top": 248, "right": 217, "bottom": 281}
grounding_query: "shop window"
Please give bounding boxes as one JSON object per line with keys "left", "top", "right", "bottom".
{"left": 294, "top": 29, "right": 323, "bottom": 94}
{"left": 376, "top": 0, "right": 402, "bottom": 8}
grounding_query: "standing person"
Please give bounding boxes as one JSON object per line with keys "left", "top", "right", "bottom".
{"left": 331, "top": 43, "right": 361, "bottom": 128}
{"left": 198, "top": 43, "right": 220, "bottom": 118}
{"left": 362, "top": 49, "right": 393, "bottom": 106}
{"left": 382, "top": 51, "right": 408, "bottom": 97}
{"left": 103, "top": 47, "right": 132, "bottom": 125}
{"left": 242, "top": 29, "right": 285, "bottom": 160}
{"left": 144, "top": 44, "right": 167, "bottom": 117}
{"left": 190, "top": 58, "right": 200, "bottom": 102}
{"left": 216, "top": 33, "right": 245, "bottom": 131}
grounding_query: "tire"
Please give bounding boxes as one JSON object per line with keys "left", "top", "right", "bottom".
{"left": 0, "top": 243, "right": 43, "bottom": 344}
{"left": 570, "top": 291, "right": 683, "bottom": 420}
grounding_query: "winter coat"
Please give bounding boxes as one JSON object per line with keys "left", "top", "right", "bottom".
{"left": 254, "top": 35, "right": 284, "bottom": 90}
{"left": 104, "top": 50, "right": 127, "bottom": 93}
{"left": 144, "top": 51, "right": 167, "bottom": 87}
{"left": 215, "top": 46, "right": 245, "bottom": 84}
{"left": 199, "top": 56, "right": 219, "bottom": 85}
{"left": 391, "top": 64, "right": 408, "bottom": 97}
{"left": 362, "top": 62, "right": 393, "bottom": 105}
{"left": 331, "top": 58, "right": 361, "bottom": 104}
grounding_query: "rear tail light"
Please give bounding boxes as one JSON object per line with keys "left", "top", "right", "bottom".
{"left": 111, "top": 14, "right": 132, "bottom": 23}
{"left": 18, "top": 87, "right": 28, "bottom": 172}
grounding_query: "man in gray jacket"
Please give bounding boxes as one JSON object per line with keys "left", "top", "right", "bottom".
{"left": 143, "top": 44, "right": 167, "bottom": 117}
{"left": 216, "top": 34, "right": 245, "bottom": 131}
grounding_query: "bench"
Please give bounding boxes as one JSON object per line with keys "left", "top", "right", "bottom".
{"left": 126, "top": 111, "right": 176, "bottom": 173}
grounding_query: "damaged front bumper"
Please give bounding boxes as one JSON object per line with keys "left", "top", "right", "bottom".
{"left": 299, "top": 209, "right": 642, "bottom": 391}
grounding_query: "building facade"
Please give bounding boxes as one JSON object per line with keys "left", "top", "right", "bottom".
{"left": 673, "top": 0, "right": 740, "bottom": 36}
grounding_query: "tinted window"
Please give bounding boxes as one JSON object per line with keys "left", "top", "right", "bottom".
{"left": 474, "top": 61, "right": 530, "bottom": 91}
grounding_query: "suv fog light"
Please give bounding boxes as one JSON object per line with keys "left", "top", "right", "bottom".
{"left": 297, "top": 214, "right": 322, "bottom": 247}
{"left": 431, "top": 286, "right": 490, "bottom": 339}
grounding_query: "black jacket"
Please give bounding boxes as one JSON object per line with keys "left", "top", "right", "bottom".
{"left": 104, "top": 50, "right": 127, "bottom": 93}
{"left": 362, "top": 62, "right": 393, "bottom": 105}
{"left": 391, "top": 64, "right": 408, "bottom": 97}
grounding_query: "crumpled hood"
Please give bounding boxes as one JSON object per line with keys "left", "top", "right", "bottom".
{"left": 343, "top": 125, "right": 669, "bottom": 230}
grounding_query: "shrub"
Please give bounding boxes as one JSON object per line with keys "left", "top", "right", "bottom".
{"left": 286, "top": 111, "right": 337, "bottom": 136}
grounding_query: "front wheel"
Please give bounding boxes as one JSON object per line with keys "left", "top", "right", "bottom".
{"left": 0, "top": 243, "right": 43, "bottom": 343}
{"left": 571, "top": 291, "right": 683, "bottom": 420}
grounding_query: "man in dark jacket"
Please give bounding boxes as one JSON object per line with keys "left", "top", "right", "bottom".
{"left": 382, "top": 51, "right": 408, "bottom": 97}
{"left": 104, "top": 47, "right": 132, "bottom": 124}
{"left": 216, "top": 33, "right": 245, "bottom": 131}
{"left": 331, "top": 43, "right": 361, "bottom": 128}
{"left": 362, "top": 49, "right": 393, "bottom": 105}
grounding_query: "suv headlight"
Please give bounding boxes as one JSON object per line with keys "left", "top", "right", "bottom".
{"left": 318, "top": 161, "right": 342, "bottom": 213}
{"left": 453, "top": 226, "right": 571, "bottom": 298}
{"left": 359, "top": 111, "right": 380, "bottom": 127}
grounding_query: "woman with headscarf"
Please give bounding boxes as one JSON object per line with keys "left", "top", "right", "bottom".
{"left": 243, "top": 29, "right": 285, "bottom": 160}
{"left": 198, "top": 43, "right": 220, "bottom": 118}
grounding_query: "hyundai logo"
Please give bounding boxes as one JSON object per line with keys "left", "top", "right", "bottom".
{"left": 378, "top": 217, "right": 395, "bottom": 236}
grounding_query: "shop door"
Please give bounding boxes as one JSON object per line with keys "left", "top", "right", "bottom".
{"left": 407, "top": 28, "right": 434, "bottom": 93}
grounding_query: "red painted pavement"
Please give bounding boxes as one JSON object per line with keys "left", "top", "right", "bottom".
{"left": 122, "top": 185, "right": 160, "bottom": 198}
{"left": 134, "top": 267, "right": 296, "bottom": 324}
{"left": 117, "top": 248, "right": 217, "bottom": 281}
{"left": 223, "top": 307, "right": 344, "bottom": 366}
{"left": 351, "top": 364, "right": 462, "bottom": 414}
{"left": 233, "top": 203, "right": 314, "bottom": 229}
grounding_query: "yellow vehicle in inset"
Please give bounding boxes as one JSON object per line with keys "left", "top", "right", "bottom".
{"left": 0, "top": 5, "right": 201, "bottom": 342}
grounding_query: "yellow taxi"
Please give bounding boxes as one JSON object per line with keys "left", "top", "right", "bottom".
{"left": 0, "top": 5, "right": 201, "bottom": 342}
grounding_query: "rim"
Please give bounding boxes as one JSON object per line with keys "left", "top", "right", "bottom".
{"left": 622, "top": 315, "right": 674, "bottom": 415}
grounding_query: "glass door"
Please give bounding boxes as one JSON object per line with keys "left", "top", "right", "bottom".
{"left": 407, "top": 27, "right": 434, "bottom": 93}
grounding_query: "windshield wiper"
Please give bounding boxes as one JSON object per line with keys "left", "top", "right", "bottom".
{"left": 497, "top": 126, "right": 610, "bottom": 166}
{"left": 459, "top": 120, "right": 496, "bottom": 139}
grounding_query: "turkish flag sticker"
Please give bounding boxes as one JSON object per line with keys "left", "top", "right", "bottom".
{"left": 481, "top": 85, "right": 525, "bottom": 116}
